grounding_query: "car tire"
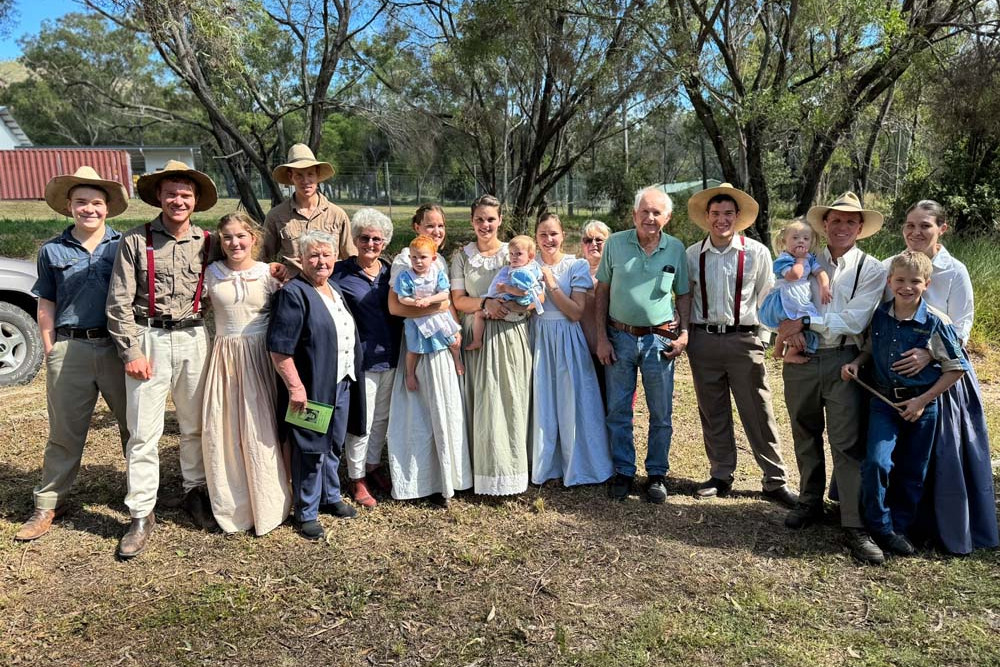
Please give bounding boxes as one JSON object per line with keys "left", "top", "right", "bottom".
{"left": 0, "top": 301, "right": 43, "bottom": 387}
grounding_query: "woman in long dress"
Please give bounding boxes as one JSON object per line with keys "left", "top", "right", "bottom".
{"left": 202, "top": 212, "right": 291, "bottom": 536}
{"left": 451, "top": 195, "right": 533, "bottom": 495}
{"left": 386, "top": 203, "right": 472, "bottom": 505}
{"left": 886, "top": 200, "right": 997, "bottom": 554}
{"left": 531, "top": 213, "right": 613, "bottom": 486}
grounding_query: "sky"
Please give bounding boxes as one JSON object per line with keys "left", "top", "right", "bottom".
{"left": 0, "top": 0, "right": 80, "bottom": 60}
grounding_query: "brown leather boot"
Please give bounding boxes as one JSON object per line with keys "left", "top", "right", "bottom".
{"left": 117, "top": 513, "right": 156, "bottom": 559}
{"left": 14, "top": 506, "right": 67, "bottom": 542}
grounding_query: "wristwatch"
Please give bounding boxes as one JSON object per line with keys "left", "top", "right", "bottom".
{"left": 801, "top": 316, "right": 811, "bottom": 330}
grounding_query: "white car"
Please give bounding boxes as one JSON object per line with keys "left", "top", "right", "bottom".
{"left": 0, "top": 257, "right": 42, "bottom": 386}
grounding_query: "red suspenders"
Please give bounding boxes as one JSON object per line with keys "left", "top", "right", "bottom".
{"left": 144, "top": 223, "right": 212, "bottom": 318}
{"left": 699, "top": 236, "right": 745, "bottom": 326}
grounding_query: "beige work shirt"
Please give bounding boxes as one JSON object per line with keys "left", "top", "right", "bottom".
{"left": 106, "top": 216, "right": 209, "bottom": 362}
{"left": 261, "top": 193, "right": 356, "bottom": 270}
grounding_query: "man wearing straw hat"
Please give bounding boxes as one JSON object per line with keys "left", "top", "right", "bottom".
{"left": 262, "top": 143, "right": 356, "bottom": 273}
{"left": 106, "top": 160, "right": 220, "bottom": 558}
{"left": 684, "top": 184, "right": 798, "bottom": 508}
{"left": 778, "top": 191, "right": 888, "bottom": 564}
{"left": 14, "top": 167, "right": 131, "bottom": 542}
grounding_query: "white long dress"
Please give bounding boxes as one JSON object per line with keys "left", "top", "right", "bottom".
{"left": 202, "top": 261, "right": 292, "bottom": 535}
{"left": 386, "top": 248, "right": 472, "bottom": 499}
{"left": 531, "top": 256, "right": 613, "bottom": 486}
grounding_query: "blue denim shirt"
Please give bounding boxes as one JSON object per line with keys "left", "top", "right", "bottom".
{"left": 868, "top": 299, "right": 969, "bottom": 389}
{"left": 32, "top": 226, "right": 122, "bottom": 329}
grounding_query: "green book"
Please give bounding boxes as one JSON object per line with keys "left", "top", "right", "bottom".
{"left": 284, "top": 400, "right": 334, "bottom": 434}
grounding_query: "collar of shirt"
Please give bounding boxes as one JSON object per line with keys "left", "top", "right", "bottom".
{"left": 627, "top": 228, "right": 672, "bottom": 253}
{"left": 58, "top": 224, "right": 121, "bottom": 249}
{"left": 700, "top": 234, "right": 744, "bottom": 255}
{"left": 932, "top": 245, "right": 954, "bottom": 271}
{"left": 821, "top": 244, "right": 864, "bottom": 269}
{"left": 150, "top": 214, "right": 205, "bottom": 241}
{"left": 291, "top": 192, "right": 330, "bottom": 218}
{"left": 885, "top": 298, "right": 929, "bottom": 324}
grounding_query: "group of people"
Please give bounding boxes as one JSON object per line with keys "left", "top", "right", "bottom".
{"left": 12, "top": 144, "right": 997, "bottom": 565}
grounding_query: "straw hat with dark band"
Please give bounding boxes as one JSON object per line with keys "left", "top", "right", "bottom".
{"left": 806, "top": 191, "right": 884, "bottom": 240}
{"left": 272, "top": 143, "right": 335, "bottom": 185}
{"left": 687, "top": 183, "right": 759, "bottom": 233}
{"left": 136, "top": 160, "right": 218, "bottom": 212}
{"left": 45, "top": 166, "right": 129, "bottom": 218}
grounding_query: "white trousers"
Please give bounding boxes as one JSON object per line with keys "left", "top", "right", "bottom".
{"left": 124, "top": 326, "right": 210, "bottom": 518}
{"left": 344, "top": 368, "right": 395, "bottom": 479}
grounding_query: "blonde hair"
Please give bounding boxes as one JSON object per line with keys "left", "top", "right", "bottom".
{"left": 772, "top": 218, "right": 817, "bottom": 256}
{"left": 508, "top": 235, "right": 536, "bottom": 254}
{"left": 216, "top": 211, "right": 261, "bottom": 261}
{"left": 889, "top": 250, "right": 933, "bottom": 281}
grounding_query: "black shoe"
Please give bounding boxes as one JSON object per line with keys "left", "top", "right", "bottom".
{"left": 872, "top": 531, "right": 916, "bottom": 557}
{"left": 182, "top": 486, "right": 218, "bottom": 531}
{"left": 762, "top": 485, "right": 799, "bottom": 509}
{"left": 323, "top": 500, "right": 357, "bottom": 519}
{"left": 784, "top": 502, "right": 823, "bottom": 529}
{"left": 427, "top": 493, "right": 450, "bottom": 509}
{"left": 694, "top": 477, "right": 732, "bottom": 499}
{"left": 645, "top": 475, "right": 667, "bottom": 504}
{"left": 608, "top": 473, "right": 634, "bottom": 501}
{"left": 844, "top": 528, "right": 885, "bottom": 564}
{"left": 297, "top": 519, "right": 325, "bottom": 541}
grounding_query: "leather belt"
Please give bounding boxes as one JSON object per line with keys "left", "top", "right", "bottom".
{"left": 137, "top": 317, "right": 204, "bottom": 330}
{"left": 875, "top": 383, "right": 934, "bottom": 401}
{"left": 693, "top": 323, "right": 757, "bottom": 335}
{"left": 56, "top": 326, "right": 110, "bottom": 339}
{"left": 609, "top": 319, "right": 679, "bottom": 340}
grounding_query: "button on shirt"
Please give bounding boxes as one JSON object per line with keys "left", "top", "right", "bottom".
{"left": 261, "top": 193, "right": 356, "bottom": 269}
{"left": 808, "top": 246, "right": 887, "bottom": 348}
{"left": 106, "top": 216, "right": 209, "bottom": 362}
{"left": 319, "top": 288, "right": 357, "bottom": 383}
{"left": 330, "top": 257, "right": 402, "bottom": 372}
{"left": 865, "top": 299, "right": 970, "bottom": 389}
{"left": 595, "top": 229, "right": 690, "bottom": 326}
{"left": 32, "top": 226, "right": 121, "bottom": 329}
{"left": 686, "top": 234, "right": 773, "bottom": 326}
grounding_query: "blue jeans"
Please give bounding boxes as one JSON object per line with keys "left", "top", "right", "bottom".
{"left": 861, "top": 397, "right": 938, "bottom": 535}
{"left": 604, "top": 327, "right": 675, "bottom": 477}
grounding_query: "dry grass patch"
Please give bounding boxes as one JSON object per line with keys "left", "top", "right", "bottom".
{"left": 1, "top": 355, "right": 998, "bottom": 666}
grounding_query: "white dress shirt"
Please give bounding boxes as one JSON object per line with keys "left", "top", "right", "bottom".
{"left": 810, "top": 245, "right": 888, "bottom": 348}
{"left": 686, "top": 234, "right": 773, "bottom": 326}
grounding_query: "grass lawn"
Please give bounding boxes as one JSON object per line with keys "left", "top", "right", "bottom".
{"left": 1, "top": 352, "right": 999, "bottom": 666}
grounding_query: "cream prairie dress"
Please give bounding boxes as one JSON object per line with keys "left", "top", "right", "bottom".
{"left": 202, "top": 261, "right": 292, "bottom": 535}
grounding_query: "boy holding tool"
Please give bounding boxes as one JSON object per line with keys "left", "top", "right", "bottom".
{"left": 841, "top": 250, "right": 969, "bottom": 558}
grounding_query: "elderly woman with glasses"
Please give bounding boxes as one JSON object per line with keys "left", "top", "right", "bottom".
{"left": 268, "top": 230, "right": 366, "bottom": 540}
{"left": 578, "top": 219, "right": 612, "bottom": 403}
{"left": 331, "top": 208, "right": 403, "bottom": 509}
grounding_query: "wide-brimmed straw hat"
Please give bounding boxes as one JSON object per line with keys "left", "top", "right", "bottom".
{"left": 687, "top": 183, "right": 759, "bottom": 233}
{"left": 44, "top": 166, "right": 129, "bottom": 218}
{"left": 272, "top": 143, "right": 335, "bottom": 185}
{"left": 136, "top": 160, "right": 218, "bottom": 212}
{"left": 806, "top": 191, "right": 884, "bottom": 240}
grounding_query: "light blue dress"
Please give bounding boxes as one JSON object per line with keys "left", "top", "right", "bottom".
{"left": 395, "top": 265, "right": 461, "bottom": 353}
{"left": 531, "top": 256, "right": 613, "bottom": 486}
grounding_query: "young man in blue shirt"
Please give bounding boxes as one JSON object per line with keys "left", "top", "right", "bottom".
{"left": 15, "top": 167, "right": 130, "bottom": 542}
{"left": 841, "top": 250, "right": 969, "bottom": 558}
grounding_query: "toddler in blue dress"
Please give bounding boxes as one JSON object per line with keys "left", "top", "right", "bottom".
{"left": 760, "top": 219, "right": 832, "bottom": 364}
{"left": 465, "top": 234, "right": 545, "bottom": 351}
{"left": 394, "top": 235, "right": 464, "bottom": 391}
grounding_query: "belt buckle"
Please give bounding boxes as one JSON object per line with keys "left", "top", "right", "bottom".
{"left": 84, "top": 328, "right": 101, "bottom": 339}
{"left": 892, "top": 387, "right": 908, "bottom": 400}
{"left": 706, "top": 324, "right": 724, "bottom": 334}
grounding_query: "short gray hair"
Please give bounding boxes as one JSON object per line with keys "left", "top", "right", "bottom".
{"left": 298, "top": 230, "right": 337, "bottom": 256}
{"left": 581, "top": 219, "right": 611, "bottom": 240}
{"left": 351, "top": 207, "right": 394, "bottom": 244}
{"left": 633, "top": 186, "right": 673, "bottom": 215}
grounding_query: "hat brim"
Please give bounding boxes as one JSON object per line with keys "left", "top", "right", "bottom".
{"left": 687, "top": 186, "right": 759, "bottom": 233}
{"left": 272, "top": 160, "right": 335, "bottom": 186}
{"left": 136, "top": 169, "right": 218, "bottom": 212}
{"left": 806, "top": 205, "right": 884, "bottom": 240}
{"left": 44, "top": 175, "right": 129, "bottom": 218}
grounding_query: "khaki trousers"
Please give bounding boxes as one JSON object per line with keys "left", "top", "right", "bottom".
{"left": 124, "top": 326, "right": 209, "bottom": 518}
{"left": 34, "top": 335, "right": 129, "bottom": 510}
{"left": 344, "top": 368, "right": 395, "bottom": 480}
{"left": 783, "top": 346, "right": 865, "bottom": 528}
{"left": 687, "top": 329, "right": 787, "bottom": 490}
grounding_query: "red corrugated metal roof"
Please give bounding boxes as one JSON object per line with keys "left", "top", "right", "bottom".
{"left": 0, "top": 149, "right": 134, "bottom": 200}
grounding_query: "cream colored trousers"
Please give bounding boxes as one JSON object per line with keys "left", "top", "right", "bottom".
{"left": 343, "top": 368, "right": 395, "bottom": 479}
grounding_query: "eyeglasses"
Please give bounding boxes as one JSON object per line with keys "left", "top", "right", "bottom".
{"left": 358, "top": 235, "right": 385, "bottom": 246}
{"left": 582, "top": 237, "right": 605, "bottom": 245}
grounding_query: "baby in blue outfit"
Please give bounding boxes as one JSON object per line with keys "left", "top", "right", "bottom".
{"left": 466, "top": 235, "right": 544, "bottom": 351}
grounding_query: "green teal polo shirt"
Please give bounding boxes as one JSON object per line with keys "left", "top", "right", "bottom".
{"left": 595, "top": 229, "right": 690, "bottom": 326}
